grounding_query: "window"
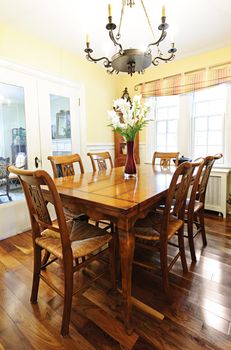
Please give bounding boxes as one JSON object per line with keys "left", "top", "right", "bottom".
{"left": 191, "top": 84, "right": 226, "bottom": 160}
{"left": 155, "top": 95, "right": 179, "bottom": 152}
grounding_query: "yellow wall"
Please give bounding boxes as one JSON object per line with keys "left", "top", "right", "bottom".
{"left": 0, "top": 22, "right": 231, "bottom": 144}
{"left": 0, "top": 23, "right": 116, "bottom": 143}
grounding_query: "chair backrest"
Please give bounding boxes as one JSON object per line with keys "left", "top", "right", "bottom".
{"left": 152, "top": 152, "right": 179, "bottom": 167}
{"left": 162, "top": 160, "right": 203, "bottom": 236}
{"left": 7, "top": 166, "right": 71, "bottom": 255}
{"left": 197, "top": 153, "right": 223, "bottom": 204}
{"left": 0, "top": 157, "right": 10, "bottom": 179}
{"left": 47, "top": 154, "right": 84, "bottom": 178}
{"left": 87, "top": 151, "right": 113, "bottom": 172}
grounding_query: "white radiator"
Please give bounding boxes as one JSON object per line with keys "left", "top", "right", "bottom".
{"left": 205, "top": 169, "right": 230, "bottom": 218}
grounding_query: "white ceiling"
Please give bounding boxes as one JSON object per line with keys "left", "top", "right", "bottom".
{"left": 0, "top": 0, "right": 231, "bottom": 64}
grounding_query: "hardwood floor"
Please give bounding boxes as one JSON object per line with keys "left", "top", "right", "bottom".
{"left": 0, "top": 213, "right": 231, "bottom": 349}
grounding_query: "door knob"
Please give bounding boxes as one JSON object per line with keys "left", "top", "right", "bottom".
{"left": 34, "top": 157, "right": 41, "bottom": 168}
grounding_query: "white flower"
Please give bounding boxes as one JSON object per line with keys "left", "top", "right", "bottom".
{"left": 108, "top": 95, "right": 151, "bottom": 141}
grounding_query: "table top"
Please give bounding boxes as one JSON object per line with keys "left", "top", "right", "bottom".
{"left": 52, "top": 164, "right": 176, "bottom": 215}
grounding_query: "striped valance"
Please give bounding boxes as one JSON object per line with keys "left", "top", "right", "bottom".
{"left": 136, "top": 62, "right": 231, "bottom": 97}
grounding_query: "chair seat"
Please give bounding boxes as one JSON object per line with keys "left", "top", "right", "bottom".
{"left": 185, "top": 198, "right": 203, "bottom": 213}
{"left": 133, "top": 211, "right": 184, "bottom": 241}
{"left": 35, "top": 218, "right": 112, "bottom": 259}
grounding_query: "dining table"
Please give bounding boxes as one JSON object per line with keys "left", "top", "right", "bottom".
{"left": 42, "top": 164, "right": 176, "bottom": 334}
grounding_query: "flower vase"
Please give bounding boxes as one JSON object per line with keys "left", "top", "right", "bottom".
{"left": 124, "top": 140, "right": 137, "bottom": 178}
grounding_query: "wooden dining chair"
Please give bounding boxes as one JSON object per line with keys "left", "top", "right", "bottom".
{"left": 133, "top": 160, "right": 202, "bottom": 294}
{"left": 8, "top": 165, "right": 117, "bottom": 336}
{"left": 152, "top": 151, "right": 180, "bottom": 167}
{"left": 87, "top": 151, "right": 113, "bottom": 172}
{"left": 47, "top": 153, "right": 84, "bottom": 178}
{"left": 185, "top": 153, "right": 223, "bottom": 261}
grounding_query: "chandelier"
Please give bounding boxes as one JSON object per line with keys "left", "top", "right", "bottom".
{"left": 84, "top": 1, "right": 177, "bottom": 76}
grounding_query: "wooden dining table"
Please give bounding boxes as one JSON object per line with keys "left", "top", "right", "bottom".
{"left": 43, "top": 164, "right": 176, "bottom": 334}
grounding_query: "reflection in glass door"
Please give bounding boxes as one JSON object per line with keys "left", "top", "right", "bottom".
{"left": 50, "top": 94, "right": 72, "bottom": 156}
{"left": 0, "top": 82, "right": 27, "bottom": 205}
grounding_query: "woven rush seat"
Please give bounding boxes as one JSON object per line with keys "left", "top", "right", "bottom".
{"left": 134, "top": 211, "right": 183, "bottom": 241}
{"left": 36, "top": 219, "right": 112, "bottom": 259}
{"left": 185, "top": 198, "right": 203, "bottom": 213}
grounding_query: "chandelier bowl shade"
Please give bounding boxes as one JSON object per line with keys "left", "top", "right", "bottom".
{"left": 111, "top": 49, "right": 152, "bottom": 74}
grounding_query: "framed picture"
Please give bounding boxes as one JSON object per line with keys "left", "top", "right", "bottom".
{"left": 56, "top": 110, "right": 71, "bottom": 139}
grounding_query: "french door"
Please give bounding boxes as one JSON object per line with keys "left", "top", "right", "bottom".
{"left": 0, "top": 63, "right": 84, "bottom": 237}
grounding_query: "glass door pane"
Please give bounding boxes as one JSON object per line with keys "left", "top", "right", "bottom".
{"left": 0, "top": 82, "right": 27, "bottom": 204}
{"left": 50, "top": 94, "right": 72, "bottom": 156}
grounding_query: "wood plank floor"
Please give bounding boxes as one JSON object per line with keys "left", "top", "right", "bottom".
{"left": 0, "top": 212, "right": 231, "bottom": 349}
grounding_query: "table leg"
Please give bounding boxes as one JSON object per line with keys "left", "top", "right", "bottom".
{"left": 118, "top": 228, "right": 135, "bottom": 335}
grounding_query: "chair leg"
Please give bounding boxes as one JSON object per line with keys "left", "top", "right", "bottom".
{"left": 41, "top": 250, "right": 50, "bottom": 269}
{"left": 160, "top": 242, "right": 169, "bottom": 294}
{"left": 178, "top": 226, "right": 188, "bottom": 273}
{"left": 187, "top": 216, "right": 197, "bottom": 262}
{"left": 61, "top": 262, "right": 73, "bottom": 337}
{"left": 6, "top": 179, "right": 12, "bottom": 201}
{"left": 199, "top": 208, "right": 207, "bottom": 246}
{"left": 30, "top": 245, "right": 41, "bottom": 304}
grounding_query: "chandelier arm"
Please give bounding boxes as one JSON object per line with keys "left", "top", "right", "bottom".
{"left": 85, "top": 50, "right": 112, "bottom": 68}
{"left": 152, "top": 52, "right": 176, "bottom": 66}
{"left": 109, "top": 30, "right": 123, "bottom": 53}
{"left": 146, "top": 30, "right": 167, "bottom": 52}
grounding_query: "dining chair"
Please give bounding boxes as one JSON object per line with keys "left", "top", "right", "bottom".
{"left": 87, "top": 151, "right": 114, "bottom": 230}
{"left": 87, "top": 151, "right": 113, "bottom": 172}
{"left": 133, "top": 160, "right": 202, "bottom": 294}
{"left": 152, "top": 151, "right": 180, "bottom": 167}
{"left": 47, "top": 153, "right": 84, "bottom": 178}
{"left": 8, "top": 165, "right": 117, "bottom": 336}
{"left": 185, "top": 153, "right": 223, "bottom": 262}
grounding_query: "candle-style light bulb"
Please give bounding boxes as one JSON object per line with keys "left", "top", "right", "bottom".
{"left": 162, "top": 5, "right": 166, "bottom": 17}
{"left": 108, "top": 3, "right": 112, "bottom": 17}
{"left": 86, "top": 33, "right": 90, "bottom": 44}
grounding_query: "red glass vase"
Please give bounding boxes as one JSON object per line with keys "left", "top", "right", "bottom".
{"left": 124, "top": 140, "right": 137, "bottom": 178}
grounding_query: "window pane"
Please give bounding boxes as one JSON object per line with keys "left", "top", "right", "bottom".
{"left": 195, "top": 117, "right": 207, "bottom": 131}
{"left": 156, "top": 108, "right": 167, "bottom": 120}
{"left": 194, "top": 146, "right": 207, "bottom": 158}
{"left": 195, "top": 102, "right": 208, "bottom": 116}
{"left": 157, "top": 121, "right": 166, "bottom": 134}
{"left": 167, "top": 133, "right": 177, "bottom": 146}
{"left": 209, "top": 100, "right": 225, "bottom": 115}
{"left": 157, "top": 134, "right": 166, "bottom": 146}
{"left": 168, "top": 106, "right": 178, "bottom": 119}
{"left": 192, "top": 84, "right": 226, "bottom": 161}
{"left": 194, "top": 131, "right": 207, "bottom": 145}
{"left": 168, "top": 120, "right": 177, "bottom": 133}
{"left": 208, "top": 131, "right": 222, "bottom": 146}
{"left": 208, "top": 116, "right": 223, "bottom": 130}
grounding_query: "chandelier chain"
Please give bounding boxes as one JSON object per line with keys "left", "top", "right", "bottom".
{"left": 116, "top": 0, "right": 126, "bottom": 40}
{"left": 140, "top": 0, "right": 156, "bottom": 41}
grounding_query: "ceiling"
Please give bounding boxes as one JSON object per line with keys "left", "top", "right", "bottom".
{"left": 0, "top": 0, "right": 231, "bottom": 66}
